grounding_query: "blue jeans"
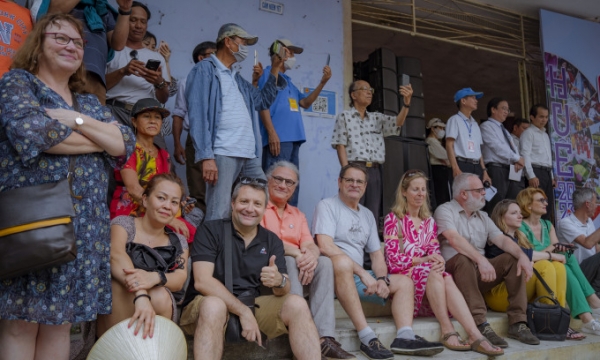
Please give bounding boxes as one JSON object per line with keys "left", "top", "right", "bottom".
{"left": 262, "top": 141, "right": 301, "bottom": 206}
{"left": 354, "top": 270, "right": 387, "bottom": 306}
{"left": 205, "top": 155, "right": 266, "bottom": 221}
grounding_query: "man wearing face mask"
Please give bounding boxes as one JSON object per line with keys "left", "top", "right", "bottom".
{"left": 425, "top": 118, "right": 451, "bottom": 209}
{"left": 258, "top": 39, "right": 332, "bottom": 207}
{"left": 186, "top": 23, "right": 286, "bottom": 221}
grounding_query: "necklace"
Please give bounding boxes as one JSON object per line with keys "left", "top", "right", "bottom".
{"left": 139, "top": 143, "right": 157, "bottom": 157}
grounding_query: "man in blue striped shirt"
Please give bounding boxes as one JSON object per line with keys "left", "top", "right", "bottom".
{"left": 186, "top": 23, "right": 286, "bottom": 221}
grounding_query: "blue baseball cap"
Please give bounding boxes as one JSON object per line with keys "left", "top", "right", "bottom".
{"left": 453, "top": 88, "right": 484, "bottom": 102}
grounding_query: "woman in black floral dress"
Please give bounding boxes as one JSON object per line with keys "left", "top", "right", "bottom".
{"left": 0, "top": 14, "right": 134, "bottom": 359}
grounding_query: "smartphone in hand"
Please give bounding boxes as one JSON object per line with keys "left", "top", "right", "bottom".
{"left": 401, "top": 73, "right": 410, "bottom": 86}
{"left": 145, "top": 59, "right": 161, "bottom": 71}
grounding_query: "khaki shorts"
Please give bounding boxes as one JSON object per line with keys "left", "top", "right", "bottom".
{"left": 180, "top": 294, "right": 289, "bottom": 339}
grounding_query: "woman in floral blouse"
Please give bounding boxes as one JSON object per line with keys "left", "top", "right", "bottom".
{"left": 383, "top": 170, "right": 502, "bottom": 356}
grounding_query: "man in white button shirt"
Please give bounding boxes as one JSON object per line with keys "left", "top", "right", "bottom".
{"left": 557, "top": 188, "right": 600, "bottom": 296}
{"left": 481, "top": 98, "right": 525, "bottom": 213}
{"left": 520, "top": 104, "right": 555, "bottom": 221}
{"left": 509, "top": 117, "right": 530, "bottom": 150}
{"left": 446, "top": 88, "right": 492, "bottom": 186}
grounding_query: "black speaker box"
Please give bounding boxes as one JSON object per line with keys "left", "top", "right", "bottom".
{"left": 382, "top": 137, "right": 433, "bottom": 215}
{"left": 369, "top": 68, "right": 397, "bottom": 92}
{"left": 370, "top": 88, "right": 399, "bottom": 116}
{"left": 353, "top": 61, "right": 370, "bottom": 81}
{"left": 403, "top": 97, "right": 425, "bottom": 118}
{"left": 368, "top": 48, "right": 397, "bottom": 72}
{"left": 396, "top": 56, "right": 422, "bottom": 77}
{"left": 401, "top": 116, "right": 427, "bottom": 140}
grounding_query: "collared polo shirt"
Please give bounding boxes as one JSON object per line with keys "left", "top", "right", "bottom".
{"left": 331, "top": 107, "right": 400, "bottom": 164}
{"left": 445, "top": 112, "right": 483, "bottom": 160}
{"left": 434, "top": 199, "right": 503, "bottom": 260}
{"left": 182, "top": 219, "right": 287, "bottom": 307}
{"left": 557, "top": 213, "right": 597, "bottom": 263}
{"left": 261, "top": 202, "right": 313, "bottom": 248}
{"left": 258, "top": 66, "right": 307, "bottom": 147}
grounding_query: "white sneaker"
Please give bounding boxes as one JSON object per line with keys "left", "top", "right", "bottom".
{"left": 581, "top": 319, "right": 600, "bottom": 336}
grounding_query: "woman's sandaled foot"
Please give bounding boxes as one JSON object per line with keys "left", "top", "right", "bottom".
{"left": 441, "top": 332, "right": 471, "bottom": 351}
{"left": 471, "top": 337, "right": 504, "bottom": 356}
{"left": 567, "top": 327, "right": 586, "bottom": 340}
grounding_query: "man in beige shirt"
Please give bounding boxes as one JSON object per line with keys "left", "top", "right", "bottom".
{"left": 434, "top": 173, "right": 537, "bottom": 348}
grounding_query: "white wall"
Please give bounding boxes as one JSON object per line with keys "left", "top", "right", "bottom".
{"left": 124, "top": 0, "right": 347, "bottom": 223}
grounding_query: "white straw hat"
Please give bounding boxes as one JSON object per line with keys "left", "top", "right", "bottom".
{"left": 87, "top": 316, "right": 187, "bottom": 360}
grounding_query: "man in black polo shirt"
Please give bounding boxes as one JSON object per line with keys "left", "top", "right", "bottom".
{"left": 180, "top": 181, "right": 322, "bottom": 360}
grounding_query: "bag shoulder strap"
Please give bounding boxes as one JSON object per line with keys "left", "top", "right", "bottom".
{"left": 533, "top": 267, "right": 556, "bottom": 299}
{"left": 224, "top": 219, "right": 233, "bottom": 293}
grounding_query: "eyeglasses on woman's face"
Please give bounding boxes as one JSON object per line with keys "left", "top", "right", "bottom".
{"left": 44, "top": 32, "right": 86, "bottom": 50}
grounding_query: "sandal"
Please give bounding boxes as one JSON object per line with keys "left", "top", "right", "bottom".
{"left": 471, "top": 337, "right": 504, "bottom": 357}
{"left": 441, "top": 332, "right": 471, "bottom": 351}
{"left": 567, "top": 327, "right": 586, "bottom": 340}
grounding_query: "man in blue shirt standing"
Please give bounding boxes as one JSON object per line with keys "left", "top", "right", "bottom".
{"left": 186, "top": 23, "right": 286, "bottom": 221}
{"left": 258, "top": 39, "right": 331, "bottom": 206}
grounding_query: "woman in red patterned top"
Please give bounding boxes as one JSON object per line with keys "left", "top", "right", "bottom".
{"left": 109, "top": 98, "right": 196, "bottom": 242}
{"left": 383, "top": 170, "right": 503, "bottom": 356}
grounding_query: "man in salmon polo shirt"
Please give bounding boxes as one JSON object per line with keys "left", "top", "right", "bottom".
{"left": 260, "top": 161, "right": 355, "bottom": 360}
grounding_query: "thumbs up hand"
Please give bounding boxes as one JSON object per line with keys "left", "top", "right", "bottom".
{"left": 260, "top": 255, "right": 283, "bottom": 288}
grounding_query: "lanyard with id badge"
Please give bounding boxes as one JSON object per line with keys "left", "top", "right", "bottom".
{"left": 461, "top": 115, "right": 476, "bottom": 153}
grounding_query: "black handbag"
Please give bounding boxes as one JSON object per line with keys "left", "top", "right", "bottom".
{"left": 0, "top": 157, "right": 78, "bottom": 280}
{"left": 526, "top": 268, "right": 570, "bottom": 341}
{"left": 125, "top": 228, "right": 184, "bottom": 273}
{"left": 222, "top": 221, "right": 266, "bottom": 345}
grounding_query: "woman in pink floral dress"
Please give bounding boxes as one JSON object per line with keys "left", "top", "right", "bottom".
{"left": 383, "top": 170, "right": 503, "bottom": 356}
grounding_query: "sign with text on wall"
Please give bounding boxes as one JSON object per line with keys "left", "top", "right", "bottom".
{"left": 302, "top": 88, "right": 336, "bottom": 118}
{"left": 259, "top": 0, "right": 284, "bottom": 15}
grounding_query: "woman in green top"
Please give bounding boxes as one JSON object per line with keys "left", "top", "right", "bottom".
{"left": 517, "top": 187, "right": 600, "bottom": 336}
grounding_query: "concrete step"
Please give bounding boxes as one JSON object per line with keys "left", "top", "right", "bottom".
{"left": 185, "top": 300, "right": 600, "bottom": 360}
{"left": 333, "top": 311, "right": 509, "bottom": 352}
{"left": 348, "top": 334, "right": 600, "bottom": 359}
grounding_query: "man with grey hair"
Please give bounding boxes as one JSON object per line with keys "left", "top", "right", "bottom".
{"left": 180, "top": 180, "right": 323, "bottom": 360}
{"left": 558, "top": 188, "right": 600, "bottom": 295}
{"left": 186, "top": 23, "right": 287, "bottom": 221}
{"left": 260, "top": 161, "right": 354, "bottom": 359}
{"left": 331, "top": 79, "right": 413, "bottom": 227}
{"left": 434, "top": 173, "right": 538, "bottom": 347}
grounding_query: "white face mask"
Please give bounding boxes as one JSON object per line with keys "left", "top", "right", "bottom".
{"left": 435, "top": 129, "right": 445, "bottom": 139}
{"left": 230, "top": 43, "right": 248, "bottom": 63}
{"left": 284, "top": 56, "right": 296, "bottom": 70}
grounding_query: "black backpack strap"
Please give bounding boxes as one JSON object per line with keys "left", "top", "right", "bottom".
{"left": 224, "top": 220, "right": 233, "bottom": 293}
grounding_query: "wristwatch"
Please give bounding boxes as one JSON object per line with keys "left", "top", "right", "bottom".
{"left": 154, "top": 79, "right": 167, "bottom": 89}
{"left": 75, "top": 115, "right": 84, "bottom": 127}
{"left": 277, "top": 274, "right": 287, "bottom": 288}
{"left": 377, "top": 275, "right": 390, "bottom": 286}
